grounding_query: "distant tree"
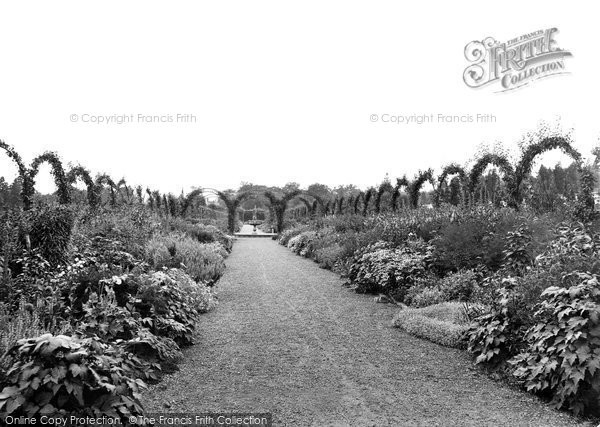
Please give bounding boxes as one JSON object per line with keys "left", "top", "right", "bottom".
{"left": 307, "top": 183, "right": 332, "bottom": 201}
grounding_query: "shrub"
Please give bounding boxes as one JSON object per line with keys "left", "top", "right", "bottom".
{"left": 24, "top": 205, "right": 76, "bottom": 264}
{"left": 439, "top": 269, "right": 480, "bottom": 302}
{"left": 346, "top": 240, "right": 430, "bottom": 301}
{"left": 145, "top": 232, "right": 226, "bottom": 284}
{"left": 0, "top": 334, "right": 147, "bottom": 420}
{"left": 164, "top": 268, "right": 217, "bottom": 314}
{"left": 134, "top": 271, "right": 202, "bottom": 346}
{"left": 287, "top": 231, "right": 318, "bottom": 257}
{"left": 278, "top": 225, "right": 310, "bottom": 246}
{"left": 509, "top": 272, "right": 600, "bottom": 416}
{"left": 392, "top": 303, "right": 470, "bottom": 348}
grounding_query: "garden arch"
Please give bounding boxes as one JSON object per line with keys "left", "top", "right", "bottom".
{"left": 512, "top": 136, "right": 581, "bottom": 206}
{"left": 353, "top": 192, "right": 364, "bottom": 215}
{"left": 95, "top": 174, "right": 118, "bottom": 206}
{"left": 66, "top": 165, "right": 97, "bottom": 207}
{"left": 0, "top": 140, "right": 31, "bottom": 209}
{"left": 407, "top": 170, "right": 435, "bottom": 208}
{"left": 435, "top": 164, "right": 468, "bottom": 207}
{"left": 263, "top": 189, "right": 302, "bottom": 233}
{"left": 375, "top": 181, "right": 395, "bottom": 213}
{"left": 392, "top": 177, "right": 410, "bottom": 211}
{"left": 29, "top": 152, "right": 71, "bottom": 206}
{"left": 468, "top": 153, "right": 515, "bottom": 204}
{"left": 362, "top": 188, "right": 375, "bottom": 216}
{"left": 180, "top": 188, "right": 206, "bottom": 216}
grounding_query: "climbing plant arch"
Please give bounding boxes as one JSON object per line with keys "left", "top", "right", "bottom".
{"left": 305, "top": 193, "right": 326, "bottom": 216}
{"left": 435, "top": 164, "right": 468, "bottom": 207}
{"left": 66, "top": 165, "right": 97, "bottom": 207}
{"left": 95, "top": 174, "right": 118, "bottom": 206}
{"left": 0, "top": 140, "right": 33, "bottom": 209}
{"left": 29, "top": 152, "right": 71, "bottom": 206}
{"left": 468, "top": 153, "right": 515, "bottom": 203}
{"left": 211, "top": 190, "right": 251, "bottom": 234}
{"left": 362, "top": 188, "right": 375, "bottom": 216}
{"left": 346, "top": 195, "right": 354, "bottom": 215}
{"left": 116, "top": 178, "right": 132, "bottom": 204}
{"left": 324, "top": 200, "right": 332, "bottom": 216}
{"left": 312, "top": 200, "right": 319, "bottom": 215}
{"left": 375, "top": 181, "right": 394, "bottom": 213}
{"left": 180, "top": 188, "right": 205, "bottom": 216}
{"left": 512, "top": 136, "right": 581, "bottom": 205}
{"left": 135, "top": 185, "right": 144, "bottom": 204}
{"left": 407, "top": 169, "right": 435, "bottom": 208}
{"left": 353, "top": 192, "right": 364, "bottom": 215}
{"left": 391, "top": 177, "right": 409, "bottom": 211}
{"left": 145, "top": 188, "right": 154, "bottom": 209}
{"left": 336, "top": 196, "right": 345, "bottom": 214}
{"left": 298, "top": 197, "right": 315, "bottom": 217}
{"left": 263, "top": 189, "right": 302, "bottom": 233}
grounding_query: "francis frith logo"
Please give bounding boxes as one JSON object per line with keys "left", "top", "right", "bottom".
{"left": 463, "top": 28, "right": 572, "bottom": 91}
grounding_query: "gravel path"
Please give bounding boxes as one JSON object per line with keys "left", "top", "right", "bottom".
{"left": 142, "top": 238, "right": 583, "bottom": 426}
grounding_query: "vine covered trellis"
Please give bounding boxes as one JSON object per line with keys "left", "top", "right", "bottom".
{"left": 0, "top": 125, "right": 595, "bottom": 226}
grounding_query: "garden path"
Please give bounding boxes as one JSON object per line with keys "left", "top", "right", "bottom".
{"left": 142, "top": 238, "right": 582, "bottom": 426}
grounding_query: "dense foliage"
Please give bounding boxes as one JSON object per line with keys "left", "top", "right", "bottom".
{"left": 0, "top": 202, "right": 228, "bottom": 421}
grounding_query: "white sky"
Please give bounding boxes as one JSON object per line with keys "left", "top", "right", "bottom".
{"left": 0, "top": 1, "right": 598, "bottom": 194}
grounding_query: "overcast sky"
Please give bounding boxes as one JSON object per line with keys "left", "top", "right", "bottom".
{"left": 0, "top": 1, "right": 598, "bottom": 194}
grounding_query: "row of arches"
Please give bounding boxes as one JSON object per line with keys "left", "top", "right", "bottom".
{"left": 285, "top": 135, "right": 587, "bottom": 217}
{"left": 1, "top": 133, "right": 591, "bottom": 230}
{"left": 0, "top": 141, "right": 143, "bottom": 210}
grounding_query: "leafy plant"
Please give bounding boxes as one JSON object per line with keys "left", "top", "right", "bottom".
{"left": 509, "top": 272, "right": 600, "bottom": 416}
{"left": 0, "top": 334, "right": 147, "bottom": 420}
{"left": 467, "top": 279, "right": 529, "bottom": 365}
{"left": 346, "top": 240, "right": 430, "bottom": 301}
{"left": 134, "top": 271, "right": 202, "bottom": 346}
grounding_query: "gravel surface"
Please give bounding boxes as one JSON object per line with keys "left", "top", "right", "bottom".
{"left": 141, "top": 238, "right": 585, "bottom": 426}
